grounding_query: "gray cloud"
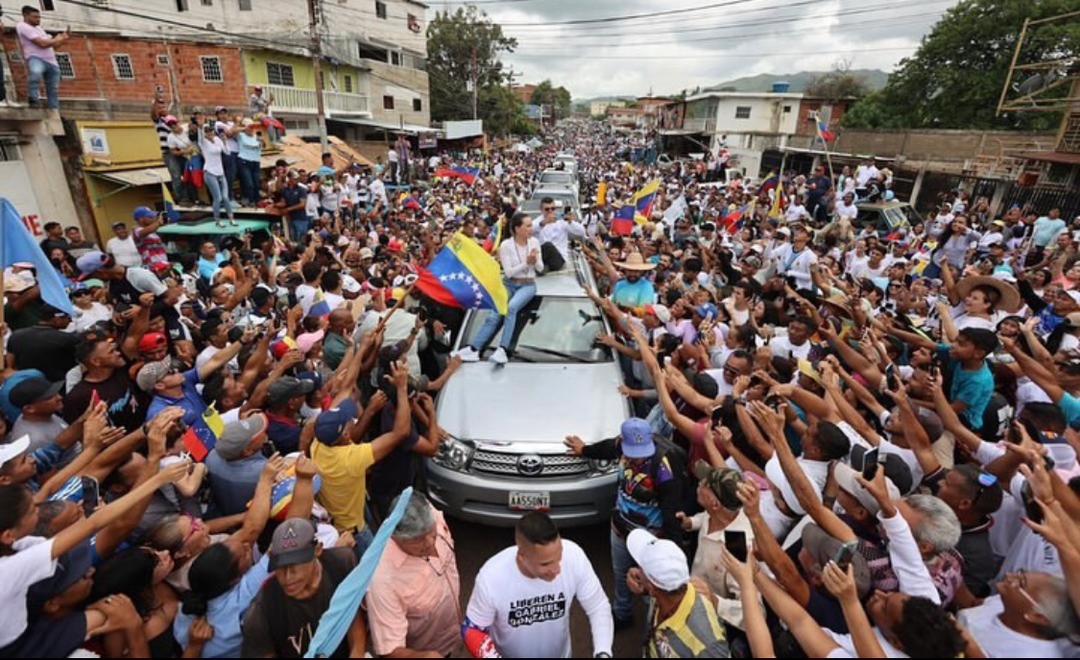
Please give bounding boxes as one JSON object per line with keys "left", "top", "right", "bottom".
{"left": 429, "top": 0, "right": 957, "bottom": 98}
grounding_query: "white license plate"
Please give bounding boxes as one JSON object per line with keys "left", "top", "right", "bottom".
{"left": 509, "top": 491, "right": 550, "bottom": 511}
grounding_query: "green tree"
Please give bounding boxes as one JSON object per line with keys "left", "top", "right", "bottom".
{"left": 805, "top": 61, "right": 870, "bottom": 102}
{"left": 426, "top": 6, "right": 521, "bottom": 131}
{"left": 843, "top": 0, "right": 1080, "bottom": 130}
{"left": 530, "top": 79, "right": 573, "bottom": 119}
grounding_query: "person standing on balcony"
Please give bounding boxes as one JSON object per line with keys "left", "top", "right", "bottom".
{"left": 199, "top": 123, "right": 237, "bottom": 227}
{"left": 248, "top": 85, "right": 278, "bottom": 142}
{"left": 16, "top": 5, "right": 69, "bottom": 110}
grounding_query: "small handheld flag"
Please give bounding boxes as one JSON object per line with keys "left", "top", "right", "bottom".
{"left": 306, "top": 290, "right": 331, "bottom": 318}
{"left": 181, "top": 406, "right": 224, "bottom": 462}
{"left": 611, "top": 205, "right": 636, "bottom": 236}
{"left": 161, "top": 182, "right": 181, "bottom": 222}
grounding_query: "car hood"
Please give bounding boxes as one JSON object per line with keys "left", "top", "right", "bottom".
{"left": 436, "top": 362, "right": 627, "bottom": 449}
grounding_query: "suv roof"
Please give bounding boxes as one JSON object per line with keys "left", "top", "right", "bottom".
{"left": 534, "top": 248, "right": 596, "bottom": 297}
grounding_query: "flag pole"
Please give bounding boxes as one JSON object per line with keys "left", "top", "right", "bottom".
{"left": 815, "top": 111, "right": 838, "bottom": 192}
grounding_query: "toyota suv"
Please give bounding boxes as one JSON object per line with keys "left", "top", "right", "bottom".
{"left": 428, "top": 249, "right": 628, "bottom": 527}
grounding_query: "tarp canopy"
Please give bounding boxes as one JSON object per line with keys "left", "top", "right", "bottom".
{"left": 157, "top": 219, "right": 272, "bottom": 236}
{"left": 277, "top": 135, "right": 374, "bottom": 173}
{"left": 92, "top": 166, "right": 170, "bottom": 187}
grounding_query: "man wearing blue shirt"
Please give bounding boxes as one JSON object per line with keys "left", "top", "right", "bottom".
{"left": 205, "top": 414, "right": 268, "bottom": 516}
{"left": 138, "top": 339, "right": 246, "bottom": 428}
{"left": 602, "top": 252, "right": 657, "bottom": 310}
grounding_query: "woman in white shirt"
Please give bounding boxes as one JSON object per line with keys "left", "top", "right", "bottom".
{"left": 198, "top": 124, "right": 236, "bottom": 227}
{"left": 457, "top": 212, "right": 544, "bottom": 365}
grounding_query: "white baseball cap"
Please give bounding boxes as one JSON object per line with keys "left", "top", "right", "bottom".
{"left": 627, "top": 528, "right": 689, "bottom": 591}
{"left": 0, "top": 435, "right": 31, "bottom": 468}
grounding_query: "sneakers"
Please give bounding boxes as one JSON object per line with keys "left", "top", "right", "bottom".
{"left": 456, "top": 346, "right": 480, "bottom": 363}
{"left": 490, "top": 347, "right": 508, "bottom": 365}
{"left": 229, "top": 218, "right": 239, "bottom": 226}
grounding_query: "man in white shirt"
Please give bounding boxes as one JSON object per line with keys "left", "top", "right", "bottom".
{"left": 784, "top": 194, "right": 811, "bottom": 223}
{"left": 463, "top": 512, "right": 613, "bottom": 659}
{"left": 536, "top": 197, "right": 586, "bottom": 262}
{"left": 106, "top": 222, "right": 144, "bottom": 268}
{"left": 849, "top": 245, "right": 890, "bottom": 280}
{"left": 370, "top": 174, "right": 388, "bottom": 207}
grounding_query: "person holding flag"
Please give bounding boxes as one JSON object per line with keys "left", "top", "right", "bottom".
{"left": 454, "top": 212, "right": 542, "bottom": 365}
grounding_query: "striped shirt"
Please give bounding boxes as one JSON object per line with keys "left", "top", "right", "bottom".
{"left": 646, "top": 584, "right": 730, "bottom": 658}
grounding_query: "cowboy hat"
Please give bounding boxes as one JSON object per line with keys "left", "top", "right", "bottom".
{"left": 819, "top": 290, "right": 853, "bottom": 318}
{"left": 616, "top": 252, "right": 656, "bottom": 271}
{"left": 954, "top": 275, "right": 1021, "bottom": 313}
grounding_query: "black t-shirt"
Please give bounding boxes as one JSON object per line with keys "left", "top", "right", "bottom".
{"left": 109, "top": 277, "right": 143, "bottom": 306}
{"left": 368, "top": 403, "right": 421, "bottom": 510}
{"left": 64, "top": 369, "right": 148, "bottom": 432}
{"left": 7, "top": 326, "right": 80, "bottom": 382}
{"left": 242, "top": 548, "right": 356, "bottom": 658}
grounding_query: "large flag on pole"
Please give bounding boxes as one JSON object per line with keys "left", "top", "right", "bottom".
{"left": 631, "top": 179, "right": 661, "bottom": 224}
{"left": 1, "top": 198, "right": 75, "bottom": 315}
{"left": 416, "top": 233, "right": 509, "bottom": 315}
{"left": 816, "top": 112, "right": 836, "bottom": 143}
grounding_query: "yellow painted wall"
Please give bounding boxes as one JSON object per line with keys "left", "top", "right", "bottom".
{"left": 84, "top": 179, "right": 163, "bottom": 244}
{"left": 243, "top": 50, "right": 363, "bottom": 92}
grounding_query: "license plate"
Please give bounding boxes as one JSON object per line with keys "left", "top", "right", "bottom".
{"left": 509, "top": 491, "right": 550, "bottom": 511}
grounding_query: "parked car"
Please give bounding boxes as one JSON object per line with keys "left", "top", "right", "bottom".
{"left": 854, "top": 200, "right": 922, "bottom": 237}
{"left": 536, "top": 168, "right": 579, "bottom": 197}
{"left": 428, "top": 250, "right": 628, "bottom": 527}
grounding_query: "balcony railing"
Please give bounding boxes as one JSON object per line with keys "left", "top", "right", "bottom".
{"left": 255, "top": 84, "right": 369, "bottom": 117}
{"left": 682, "top": 117, "right": 716, "bottom": 133}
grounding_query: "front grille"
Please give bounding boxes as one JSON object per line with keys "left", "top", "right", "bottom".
{"left": 471, "top": 449, "right": 592, "bottom": 478}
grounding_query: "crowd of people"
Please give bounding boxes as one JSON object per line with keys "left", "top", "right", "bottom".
{"left": 1, "top": 115, "right": 1080, "bottom": 659}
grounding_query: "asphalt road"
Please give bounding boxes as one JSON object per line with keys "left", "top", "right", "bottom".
{"left": 446, "top": 517, "right": 646, "bottom": 658}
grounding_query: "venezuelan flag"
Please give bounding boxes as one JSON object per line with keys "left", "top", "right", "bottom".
{"left": 269, "top": 470, "right": 323, "bottom": 521}
{"left": 611, "top": 205, "right": 636, "bottom": 236}
{"left": 482, "top": 219, "right": 503, "bottom": 254}
{"left": 631, "top": 179, "right": 661, "bottom": 225}
{"left": 181, "top": 405, "right": 224, "bottom": 462}
{"left": 816, "top": 114, "right": 836, "bottom": 143}
{"left": 435, "top": 166, "right": 481, "bottom": 186}
{"left": 768, "top": 185, "right": 786, "bottom": 220}
{"left": 307, "top": 290, "right": 331, "bottom": 318}
{"left": 161, "top": 182, "right": 180, "bottom": 222}
{"left": 416, "top": 233, "right": 508, "bottom": 315}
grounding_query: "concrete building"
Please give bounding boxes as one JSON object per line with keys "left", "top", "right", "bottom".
{"left": 681, "top": 87, "right": 849, "bottom": 178}
{"left": 590, "top": 100, "right": 624, "bottom": 117}
{"left": 0, "top": 108, "right": 80, "bottom": 241}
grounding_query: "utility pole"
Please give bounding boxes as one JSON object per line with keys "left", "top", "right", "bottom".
{"left": 470, "top": 46, "right": 478, "bottom": 120}
{"left": 308, "top": 0, "right": 329, "bottom": 151}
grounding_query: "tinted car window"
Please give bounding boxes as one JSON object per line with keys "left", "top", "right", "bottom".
{"left": 461, "top": 297, "right": 611, "bottom": 363}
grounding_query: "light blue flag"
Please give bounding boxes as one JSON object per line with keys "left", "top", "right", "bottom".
{"left": 1, "top": 198, "right": 75, "bottom": 315}
{"left": 304, "top": 487, "right": 414, "bottom": 658}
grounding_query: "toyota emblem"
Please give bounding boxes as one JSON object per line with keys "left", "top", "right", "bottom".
{"left": 517, "top": 454, "right": 544, "bottom": 476}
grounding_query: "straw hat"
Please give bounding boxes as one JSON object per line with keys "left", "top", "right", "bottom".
{"left": 819, "top": 290, "right": 853, "bottom": 318}
{"left": 954, "top": 275, "right": 1021, "bottom": 313}
{"left": 616, "top": 253, "right": 656, "bottom": 271}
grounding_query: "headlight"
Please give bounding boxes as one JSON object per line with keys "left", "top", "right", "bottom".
{"left": 588, "top": 458, "right": 618, "bottom": 474}
{"left": 434, "top": 436, "right": 474, "bottom": 471}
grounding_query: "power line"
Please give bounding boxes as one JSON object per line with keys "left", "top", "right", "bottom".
{"left": 508, "top": 8, "right": 949, "bottom": 49}
{"left": 499, "top": 0, "right": 952, "bottom": 38}
{"left": 493, "top": 0, "right": 768, "bottom": 27}
{"left": 506, "top": 46, "right": 917, "bottom": 60}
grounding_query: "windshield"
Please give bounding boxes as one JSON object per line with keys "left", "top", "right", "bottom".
{"left": 883, "top": 206, "right": 911, "bottom": 229}
{"left": 460, "top": 297, "right": 612, "bottom": 363}
{"left": 539, "top": 172, "right": 574, "bottom": 186}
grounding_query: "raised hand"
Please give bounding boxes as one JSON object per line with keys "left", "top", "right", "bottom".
{"left": 564, "top": 435, "right": 586, "bottom": 456}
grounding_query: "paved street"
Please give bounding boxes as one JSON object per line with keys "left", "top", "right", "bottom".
{"left": 447, "top": 518, "right": 644, "bottom": 657}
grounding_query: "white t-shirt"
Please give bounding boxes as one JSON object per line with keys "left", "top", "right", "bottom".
{"left": 825, "top": 627, "right": 907, "bottom": 658}
{"left": 770, "top": 335, "right": 811, "bottom": 362}
{"left": 107, "top": 235, "right": 143, "bottom": 268}
{"left": 296, "top": 283, "right": 319, "bottom": 315}
{"left": 958, "top": 596, "right": 1065, "bottom": 658}
{"left": 0, "top": 536, "right": 58, "bottom": 647}
{"left": 465, "top": 540, "right": 613, "bottom": 659}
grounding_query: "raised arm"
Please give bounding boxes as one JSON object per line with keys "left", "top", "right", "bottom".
{"left": 229, "top": 453, "right": 285, "bottom": 545}
{"left": 753, "top": 571, "right": 841, "bottom": 658}
{"left": 369, "top": 364, "right": 412, "bottom": 462}
{"left": 736, "top": 481, "right": 812, "bottom": 607}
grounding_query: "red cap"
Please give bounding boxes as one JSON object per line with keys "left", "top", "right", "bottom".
{"left": 387, "top": 238, "right": 404, "bottom": 253}
{"left": 138, "top": 332, "right": 167, "bottom": 354}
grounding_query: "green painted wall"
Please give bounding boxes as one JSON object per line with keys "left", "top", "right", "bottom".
{"left": 243, "top": 51, "right": 363, "bottom": 92}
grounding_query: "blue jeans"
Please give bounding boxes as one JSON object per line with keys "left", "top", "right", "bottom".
{"left": 289, "top": 216, "right": 310, "bottom": 242}
{"left": 27, "top": 57, "right": 60, "bottom": 109}
{"left": 222, "top": 152, "right": 238, "bottom": 200}
{"left": 204, "top": 173, "right": 233, "bottom": 221}
{"left": 610, "top": 529, "right": 636, "bottom": 622}
{"left": 470, "top": 281, "right": 536, "bottom": 351}
{"left": 353, "top": 526, "right": 374, "bottom": 561}
{"left": 237, "top": 158, "right": 261, "bottom": 204}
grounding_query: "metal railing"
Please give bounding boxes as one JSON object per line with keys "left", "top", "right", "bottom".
{"left": 254, "top": 84, "right": 369, "bottom": 116}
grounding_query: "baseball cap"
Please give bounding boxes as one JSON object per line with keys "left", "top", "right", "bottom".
{"left": 39, "top": 304, "right": 70, "bottom": 321}
{"left": 695, "top": 303, "right": 718, "bottom": 321}
{"left": 4, "top": 270, "right": 35, "bottom": 293}
{"left": 741, "top": 255, "right": 763, "bottom": 269}
{"left": 268, "top": 518, "right": 318, "bottom": 571}
{"left": 163, "top": 115, "right": 178, "bottom": 125}
{"left": 801, "top": 524, "right": 871, "bottom": 598}
{"left": 692, "top": 461, "right": 743, "bottom": 511}
{"left": 620, "top": 417, "right": 655, "bottom": 459}
{"left": 644, "top": 304, "right": 672, "bottom": 325}
{"left": 136, "top": 359, "right": 174, "bottom": 393}
{"left": 133, "top": 206, "right": 157, "bottom": 222}
{"left": 0, "top": 435, "right": 31, "bottom": 468}
{"left": 214, "top": 105, "right": 227, "bottom": 114}
{"left": 10, "top": 377, "right": 64, "bottom": 409}
{"left": 270, "top": 337, "right": 299, "bottom": 360}
{"left": 267, "top": 376, "right": 315, "bottom": 407}
{"left": 215, "top": 414, "right": 268, "bottom": 461}
{"left": 138, "top": 332, "right": 167, "bottom": 354}
{"left": 832, "top": 461, "right": 901, "bottom": 515}
{"left": 341, "top": 274, "right": 362, "bottom": 294}
{"left": 627, "top": 528, "right": 690, "bottom": 591}
{"left": 314, "top": 399, "right": 360, "bottom": 444}
{"left": 296, "top": 330, "right": 325, "bottom": 355}
{"left": 358, "top": 247, "right": 374, "bottom": 260}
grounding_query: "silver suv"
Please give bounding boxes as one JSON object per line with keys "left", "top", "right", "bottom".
{"left": 428, "top": 251, "right": 628, "bottom": 527}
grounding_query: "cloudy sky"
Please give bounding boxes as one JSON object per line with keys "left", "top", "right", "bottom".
{"left": 427, "top": 0, "right": 961, "bottom": 99}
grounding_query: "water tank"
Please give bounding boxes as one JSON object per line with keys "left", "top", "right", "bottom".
{"left": 771, "top": 81, "right": 791, "bottom": 93}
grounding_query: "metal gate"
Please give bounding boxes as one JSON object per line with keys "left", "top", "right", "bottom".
{"left": 999, "top": 184, "right": 1080, "bottom": 220}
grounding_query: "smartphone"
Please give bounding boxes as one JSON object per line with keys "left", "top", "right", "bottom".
{"left": 725, "top": 529, "right": 748, "bottom": 562}
{"left": 885, "top": 364, "right": 899, "bottom": 391}
{"left": 81, "top": 476, "right": 99, "bottom": 517}
{"left": 765, "top": 394, "right": 785, "bottom": 411}
{"left": 833, "top": 540, "right": 858, "bottom": 571}
{"left": 1021, "top": 481, "right": 1044, "bottom": 525}
{"left": 862, "top": 447, "right": 880, "bottom": 481}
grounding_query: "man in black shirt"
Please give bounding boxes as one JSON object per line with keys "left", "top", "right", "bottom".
{"left": 63, "top": 337, "right": 147, "bottom": 432}
{"left": 38, "top": 221, "right": 69, "bottom": 255}
{"left": 5, "top": 304, "right": 79, "bottom": 382}
{"left": 242, "top": 518, "right": 360, "bottom": 658}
